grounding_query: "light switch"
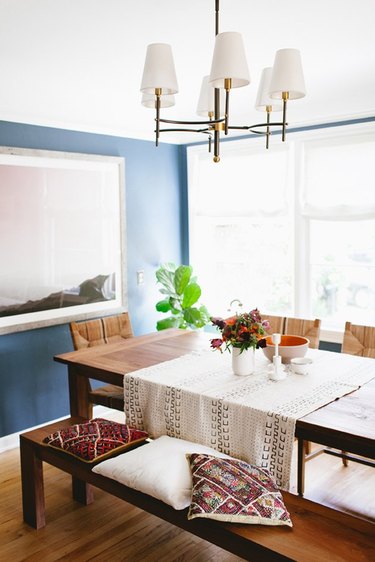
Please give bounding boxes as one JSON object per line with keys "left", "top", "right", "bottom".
{"left": 136, "top": 270, "right": 145, "bottom": 285}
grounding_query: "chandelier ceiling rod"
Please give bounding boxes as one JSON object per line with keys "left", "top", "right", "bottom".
{"left": 140, "top": 0, "right": 306, "bottom": 162}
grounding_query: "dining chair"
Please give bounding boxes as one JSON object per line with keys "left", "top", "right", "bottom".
{"left": 284, "top": 317, "right": 321, "bottom": 349}
{"left": 282, "top": 316, "right": 321, "bottom": 457}
{"left": 262, "top": 314, "right": 286, "bottom": 334}
{"left": 69, "top": 312, "right": 133, "bottom": 415}
{"left": 342, "top": 322, "right": 375, "bottom": 357}
{"left": 340, "top": 321, "right": 375, "bottom": 466}
{"left": 261, "top": 314, "right": 321, "bottom": 457}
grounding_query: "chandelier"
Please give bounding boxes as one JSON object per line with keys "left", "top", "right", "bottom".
{"left": 140, "top": 0, "right": 306, "bottom": 162}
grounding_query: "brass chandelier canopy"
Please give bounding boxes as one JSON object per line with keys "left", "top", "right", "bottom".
{"left": 140, "top": 0, "right": 306, "bottom": 162}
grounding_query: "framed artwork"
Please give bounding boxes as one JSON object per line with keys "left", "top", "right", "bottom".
{"left": 0, "top": 146, "right": 126, "bottom": 334}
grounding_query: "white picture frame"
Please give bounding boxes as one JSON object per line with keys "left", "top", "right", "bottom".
{"left": 0, "top": 146, "right": 127, "bottom": 334}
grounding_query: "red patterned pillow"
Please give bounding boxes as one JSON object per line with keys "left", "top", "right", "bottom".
{"left": 187, "top": 453, "right": 292, "bottom": 526}
{"left": 43, "top": 418, "right": 148, "bottom": 463}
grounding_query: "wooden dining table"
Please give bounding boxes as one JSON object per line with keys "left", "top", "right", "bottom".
{"left": 54, "top": 328, "right": 375, "bottom": 496}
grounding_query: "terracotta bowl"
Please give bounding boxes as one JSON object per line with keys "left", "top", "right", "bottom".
{"left": 262, "top": 335, "right": 309, "bottom": 364}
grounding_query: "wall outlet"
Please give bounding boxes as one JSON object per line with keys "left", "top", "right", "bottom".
{"left": 136, "top": 270, "right": 145, "bottom": 285}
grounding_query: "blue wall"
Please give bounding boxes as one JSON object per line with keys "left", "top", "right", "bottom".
{"left": 0, "top": 121, "right": 186, "bottom": 437}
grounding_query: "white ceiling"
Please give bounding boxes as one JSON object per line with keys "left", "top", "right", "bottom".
{"left": 0, "top": 0, "right": 374, "bottom": 144}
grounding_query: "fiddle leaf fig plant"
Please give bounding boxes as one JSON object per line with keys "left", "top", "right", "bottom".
{"left": 155, "top": 263, "right": 210, "bottom": 331}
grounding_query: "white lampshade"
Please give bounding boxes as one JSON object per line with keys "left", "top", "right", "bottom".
{"left": 268, "top": 48, "right": 306, "bottom": 100}
{"left": 140, "top": 43, "right": 178, "bottom": 95}
{"left": 255, "top": 68, "right": 282, "bottom": 112}
{"left": 209, "top": 32, "right": 250, "bottom": 89}
{"left": 141, "top": 93, "right": 175, "bottom": 109}
{"left": 196, "top": 75, "right": 225, "bottom": 117}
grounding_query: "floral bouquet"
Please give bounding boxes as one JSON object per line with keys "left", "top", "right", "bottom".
{"left": 210, "top": 308, "right": 269, "bottom": 353}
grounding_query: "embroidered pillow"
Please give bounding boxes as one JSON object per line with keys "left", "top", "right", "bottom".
{"left": 93, "top": 435, "right": 231, "bottom": 510}
{"left": 43, "top": 418, "right": 148, "bottom": 463}
{"left": 187, "top": 453, "right": 292, "bottom": 526}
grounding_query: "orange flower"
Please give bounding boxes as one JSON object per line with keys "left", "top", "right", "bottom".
{"left": 210, "top": 307, "right": 268, "bottom": 353}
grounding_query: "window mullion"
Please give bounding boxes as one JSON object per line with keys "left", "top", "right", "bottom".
{"left": 294, "top": 140, "right": 310, "bottom": 317}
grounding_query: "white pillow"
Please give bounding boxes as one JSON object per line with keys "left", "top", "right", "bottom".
{"left": 92, "top": 435, "right": 230, "bottom": 510}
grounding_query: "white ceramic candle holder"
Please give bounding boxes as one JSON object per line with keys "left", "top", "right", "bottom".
{"left": 268, "top": 333, "right": 286, "bottom": 380}
{"left": 271, "top": 333, "right": 281, "bottom": 357}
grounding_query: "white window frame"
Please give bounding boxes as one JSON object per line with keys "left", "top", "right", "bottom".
{"left": 187, "top": 122, "right": 375, "bottom": 344}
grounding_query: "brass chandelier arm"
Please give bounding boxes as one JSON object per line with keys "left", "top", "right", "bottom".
{"left": 282, "top": 92, "right": 289, "bottom": 141}
{"left": 159, "top": 122, "right": 287, "bottom": 133}
{"left": 156, "top": 119, "right": 289, "bottom": 154}
{"left": 228, "top": 122, "right": 287, "bottom": 130}
{"left": 158, "top": 128, "right": 212, "bottom": 134}
{"left": 159, "top": 117, "right": 224, "bottom": 126}
{"left": 214, "top": 87, "right": 221, "bottom": 161}
{"left": 224, "top": 80, "right": 231, "bottom": 135}
{"left": 158, "top": 127, "right": 214, "bottom": 153}
{"left": 228, "top": 120, "right": 288, "bottom": 149}
{"left": 156, "top": 92, "right": 161, "bottom": 147}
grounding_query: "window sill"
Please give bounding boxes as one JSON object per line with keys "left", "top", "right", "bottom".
{"left": 320, "top": 329, "right": 344, "bottom": 345}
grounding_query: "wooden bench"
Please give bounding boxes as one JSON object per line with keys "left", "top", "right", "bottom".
{"left": 20, "top": 417, "right": 375, "bottom": 562}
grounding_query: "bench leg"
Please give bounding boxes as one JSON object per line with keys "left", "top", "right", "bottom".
{"left": 20, "top": 437, "right": 46, "bottom": 529}
{"left": 297, "top": 437, "right": 305, "bottom": 497}
{"left": 72, "top": 477, "right": 94, "bottom": 505}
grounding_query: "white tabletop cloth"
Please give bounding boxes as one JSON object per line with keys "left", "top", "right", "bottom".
{"left": 124, "top": 348, "right": 374, "bottom": 490}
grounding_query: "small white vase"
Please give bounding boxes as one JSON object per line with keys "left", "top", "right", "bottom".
{"left": 231, "top": 347, "right": 255, "bottom": 376}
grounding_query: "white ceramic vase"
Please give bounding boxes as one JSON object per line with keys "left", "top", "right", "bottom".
{"left": 231, "top": 347, "right": 255, "bottom": 376}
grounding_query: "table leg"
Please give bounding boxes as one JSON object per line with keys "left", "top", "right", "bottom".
{"left": 67, "top": 366, "right": 95, "bottom": 499}
{"left": 297, "top": 437, "right": 306, "bottom": 497}
{"left": 20, "top": 437, "right": 45, "bottom": 529}
{"left": 68, "top": 366, "right": 92, "bottom": 418}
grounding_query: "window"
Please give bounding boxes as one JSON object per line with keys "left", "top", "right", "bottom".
{"left": 188, "top": 123, "right": 375, "bottom": 341}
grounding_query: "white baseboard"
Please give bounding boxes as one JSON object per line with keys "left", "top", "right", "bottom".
{"left": 0, "top": 405, "right": 114, "bottom": 453}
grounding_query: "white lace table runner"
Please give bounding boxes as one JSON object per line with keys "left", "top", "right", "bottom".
{"left": 124, "top": 348, "right": 375, "bottom": 490}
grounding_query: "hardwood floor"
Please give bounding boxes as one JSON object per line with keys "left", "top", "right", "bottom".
{"left": 0, "top": 439, "right": 374, "bottom": 562}
{"left": 290, "top": 445, "right": 375, "bottom": 522}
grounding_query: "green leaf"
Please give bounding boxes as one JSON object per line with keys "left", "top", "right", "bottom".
{"left": 156, "top": 272, "right": 174, "bottom": 292}
{"left": 155, "top": 299, "right": 171, "bottom": 313}
{"left": 156, "top": 316, "right": 181, "bottom": 331}
{"left": 169, "top": 297, "right": 181, "bottom": 314}
{"left": 183, "top": 307, "right": 202, "bottom": 327}
{"left": 182, "top": 282, "right": 201, "bottom": 308}
{"left": 198, "top": 305, "right": 211, "bottom": 324}
{"left": 158, "top": 288, "right": 178, "bottom": 296}
{"left": 163, "top": 262, "right": 177, "bottom": 271}
{"left": 155, "top": 264, "right": 176, "bottom": 294}
{"left": 174, "top": 265, "right": 192, "bottom": 295}
{"left": 155, "top": 262, "right": 209, "bottom": 331}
